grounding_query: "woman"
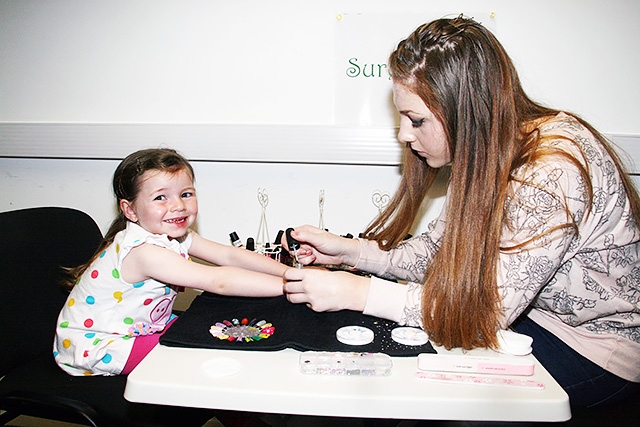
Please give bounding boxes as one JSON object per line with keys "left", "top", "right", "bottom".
{"left": 283, "top": 16, "right": 640, "bottom": 409}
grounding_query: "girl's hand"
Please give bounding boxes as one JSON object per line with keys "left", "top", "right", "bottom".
{"left": 283, "top": 225, "right": 360, "bottom": 267}
{"left": 283, "top": 267, "right": 370, "bottom": 312}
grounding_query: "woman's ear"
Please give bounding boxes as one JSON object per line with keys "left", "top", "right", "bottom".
{"left": 120, "top": 199, "right": 138, "bottom": 223}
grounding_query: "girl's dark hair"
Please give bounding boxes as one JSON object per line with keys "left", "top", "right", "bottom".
{"left": 62, "top": 148, "right": 194, "bottom": 288}
{"left": 364, "top": 16, "right": 640, "bottom": 350}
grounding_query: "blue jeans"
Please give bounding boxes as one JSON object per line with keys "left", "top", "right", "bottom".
{"left": 511, "top": 315, "right": 640, "bottom": 409}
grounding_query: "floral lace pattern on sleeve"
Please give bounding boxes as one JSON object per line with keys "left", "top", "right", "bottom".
{"left": 399, "top": 281, "right": 424, "bottom": 327}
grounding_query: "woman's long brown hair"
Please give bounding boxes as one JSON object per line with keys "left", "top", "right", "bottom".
{"left": 364, "top": 16, "right": 640, "bottom": 350}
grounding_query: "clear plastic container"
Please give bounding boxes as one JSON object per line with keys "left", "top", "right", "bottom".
{"left": 299, "top": 351, "right": 393, "bottom": 376}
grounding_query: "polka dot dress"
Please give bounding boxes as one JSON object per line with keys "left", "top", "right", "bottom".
{"left": 53, "top": 222, "right": 191, "bottom": 376}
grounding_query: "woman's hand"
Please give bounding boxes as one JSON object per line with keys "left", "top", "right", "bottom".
{"left": 283, "top": 267, "right": 370, "bottom": 312}
{"left": 282, "top": 225, "right": 360, "bottom": 267}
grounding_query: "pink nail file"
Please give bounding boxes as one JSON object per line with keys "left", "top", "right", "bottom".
{"left": 415, "top": 372, "right": 545, "bottom": 389}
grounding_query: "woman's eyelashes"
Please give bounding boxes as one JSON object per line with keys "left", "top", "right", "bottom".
{"left": 411, "top": 117, "right": 425, "bottom": 128}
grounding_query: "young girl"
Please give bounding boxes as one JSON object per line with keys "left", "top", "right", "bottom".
{"left": 54, "top": 148, "right": 288, "bottom": 376}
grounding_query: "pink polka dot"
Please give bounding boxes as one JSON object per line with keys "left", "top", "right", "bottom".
{"left": 90, "top": 270, "right": 99, "bottom": 279}
{"left": 143, "top": 298, "right": 153, "bottom": 306}
{"left": 84, "top": 318, "right": 94, "bottom": 328}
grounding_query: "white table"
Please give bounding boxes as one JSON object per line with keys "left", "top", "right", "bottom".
{"left": 124, "top": 344, "right": 571, "bottom": 422}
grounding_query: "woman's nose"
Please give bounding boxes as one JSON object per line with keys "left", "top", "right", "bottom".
{"left": 397, "top": 122, "right": 416, "bottom": 144}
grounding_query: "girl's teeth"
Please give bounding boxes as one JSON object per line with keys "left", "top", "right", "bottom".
{"left": 167, "top": 218, "right": 185, "bottom": 223}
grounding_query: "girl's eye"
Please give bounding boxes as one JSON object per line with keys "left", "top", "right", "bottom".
{"left": 154, "top": 195, "right": 166, "bottom": 201}
{"left": 181, "top": 192, "right": 193, "bottom": 198}
{"left": 411, "top": 118, "right": 425, "bottom": 128}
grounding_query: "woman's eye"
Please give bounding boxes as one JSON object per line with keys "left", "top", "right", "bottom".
{"left": 411, "top": 118, "right": 425, "bottom": 128}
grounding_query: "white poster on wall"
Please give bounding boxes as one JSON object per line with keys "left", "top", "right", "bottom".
{"left": 334, "top": 12, "right": 497, "bottom": 128}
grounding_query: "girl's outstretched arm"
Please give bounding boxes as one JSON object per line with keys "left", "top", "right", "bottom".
{"left": 121, "top": 243, "right": 286, "bottom": 297}
{"left": 188, "top": 232, "right": 289, "bottom": 278}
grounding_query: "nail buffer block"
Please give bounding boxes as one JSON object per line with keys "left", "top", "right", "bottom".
{"left": 418, "top": 353, "right": 535, "bottom": 376}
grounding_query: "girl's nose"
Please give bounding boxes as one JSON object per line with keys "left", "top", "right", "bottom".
{"left": 171, "top": 197, "right": 186, "bottom": 211}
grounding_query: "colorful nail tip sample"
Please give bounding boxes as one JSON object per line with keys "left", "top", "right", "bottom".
{"left": 209, "top": 318, "right": 274, "bottom": 342}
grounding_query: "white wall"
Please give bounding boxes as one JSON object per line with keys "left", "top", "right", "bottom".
{"left": 1, "top": 0, "right": 639, "bottom": 245}
{"left": 0, "top": 156, "right": 449, "bottom": 243}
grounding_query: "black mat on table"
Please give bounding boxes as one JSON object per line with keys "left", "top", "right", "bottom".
{"left": 160, "top": 292, "right": 435, "bottom": 356}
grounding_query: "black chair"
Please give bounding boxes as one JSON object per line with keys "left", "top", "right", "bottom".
{"left": 0, "top": 207, "right": 215, "bottom": 427}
